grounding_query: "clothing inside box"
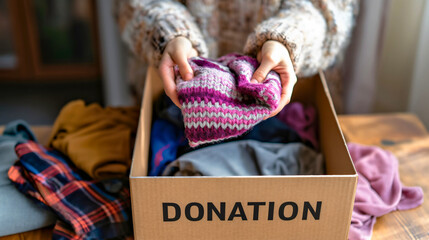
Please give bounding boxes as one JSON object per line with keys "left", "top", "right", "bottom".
{"left": 148, "top": 93, "right": 324, "bottom": 177}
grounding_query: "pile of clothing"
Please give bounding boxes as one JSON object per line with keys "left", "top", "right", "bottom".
{"left": 0, "top": 54, "right": 424, "bottom": 240}
{"left": 148, "top": 54, "right": 424, "bottom": 240}
{"left": 150, "top": 93, "right": 321, "bottom": 177}
{"left": 0, "top": 100, "right": 138, "bottom": 239}
{"left": 150, "top": 53, "right": 321, "bottom": 177}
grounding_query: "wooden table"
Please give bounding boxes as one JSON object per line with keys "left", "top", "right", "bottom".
{"left": 1, "top": 113, "right": 428, "bottom": 239}
{"left": 339, "top": 113, "right": 429, "bottom": 240}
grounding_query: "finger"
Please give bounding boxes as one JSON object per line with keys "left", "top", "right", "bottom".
{"left": 172, "top": 51, "right": 194, "bottom": 81}
{"left": 167, "top": 87, "right": 181, "bottom": 108}
{"left": 256, "top": 51, "right": 262, "bottom": 63}
{"left": 251, "top": 57, "right": 276, "bottom": 83}
{"left": 266, "top": 73, "right": 296, "bottom": 119}
{"left": 159, "top": 54, "right": 181, "bottom": 108}
{"left": 189, "top": 48, "right": 198, "bottom": 58}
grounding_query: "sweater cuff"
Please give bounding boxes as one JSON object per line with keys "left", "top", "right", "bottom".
{"left": 244, "top": 19, "right": 303, "bottom": 74}
{"left": 147, "top": 2, "right": 208, "bottom": 66}
{"left": 152, "top": 20, "right": 208, "bottom": 67}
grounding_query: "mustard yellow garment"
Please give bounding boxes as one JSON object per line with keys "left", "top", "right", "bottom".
{"left": 49, "top": 100, "right": 139, "bottom": 180}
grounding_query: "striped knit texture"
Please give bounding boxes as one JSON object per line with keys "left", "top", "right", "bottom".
{"left": 176, "top": 53, "right": 281, "bottom": 147}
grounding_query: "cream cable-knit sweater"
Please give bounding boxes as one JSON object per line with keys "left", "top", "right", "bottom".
{"left": 115, "top": 0, "right": 358, "bottom": 78}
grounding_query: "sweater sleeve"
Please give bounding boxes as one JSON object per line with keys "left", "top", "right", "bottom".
{"left": 244, "top": 0, "right": 359, "bottom": 77}
{"left": 114, "top": 0, "right": 208, "bottom": 67}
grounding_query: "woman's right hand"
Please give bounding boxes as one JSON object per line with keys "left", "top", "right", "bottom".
{"left": 159, "top": 36, "right": 198, "bottom": 108}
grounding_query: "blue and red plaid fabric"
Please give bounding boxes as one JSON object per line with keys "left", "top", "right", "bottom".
{"left": 8, "top": 141, "right": 133, "bottom": 240}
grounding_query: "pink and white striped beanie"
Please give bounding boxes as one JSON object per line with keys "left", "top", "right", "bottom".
{"left": 175, "top": 53, "right": 282, "bottom": 147}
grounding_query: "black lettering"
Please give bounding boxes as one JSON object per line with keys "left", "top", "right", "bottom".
{"left": 164, "top": 201, "right": 321, "bottom": 222}
{"left": 279, "top": 202, "right": 298, "bottom": 221}
{"left": 302, "top": 201, "right": 322, "bottom": 220}
{"left": 185, "top": 202, "right": 204, "bottom": 221}
{"left": 268, "top": 202, "right": 275, "bottom": 220}
{"left": 207, "top": 202, "right": 225, "bottom": 221}
{"left": 228, "top": 202, "right": 247, "bottom": 221}
{"left": 248, "top": 202, "right": 266, "bottom": 220}
{"left": 163, "top": 202, "right": 181, "bottom": 222}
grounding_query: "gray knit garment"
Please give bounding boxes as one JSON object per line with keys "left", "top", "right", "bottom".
{"left": 0, "top": 120, "right": 56, "bottom": 236}
{"left": 162, "top": 140, "right": 324, "bottom": 176}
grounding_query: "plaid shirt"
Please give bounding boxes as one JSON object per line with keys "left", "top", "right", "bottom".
{"left": 8, "top": 141, "right": 133, "bottom": 240}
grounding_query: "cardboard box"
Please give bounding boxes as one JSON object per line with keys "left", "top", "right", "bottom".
{"left": 130, "top": 67, "right": 357, "bottom": 240}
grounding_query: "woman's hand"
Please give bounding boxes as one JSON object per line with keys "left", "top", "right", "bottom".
{"left": 159, "top": 36, "right": 198, "bottom": 108}
{"left": 251, "top": 40, "right": 297, "bottom": 118}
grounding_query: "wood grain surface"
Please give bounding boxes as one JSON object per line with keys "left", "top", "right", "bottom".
{"left": 339, "top": 113, "right": 429, "bottom": 240}
{"left": 0, "top": 227, "right": 52, "bottom": 240}
{"left": 338, "top": 113, "right": 428, "bottom": 147}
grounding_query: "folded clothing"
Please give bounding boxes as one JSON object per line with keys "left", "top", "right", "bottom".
{"left": 8, "top": 141, "right": 132, "bottom": 240}
{"left": 347, "top": 143, "right": 424, "bottom": 240}
{"left": 49, "top": 100, "right": 139, "bottom": 180}
{"left": 163, "top": 140, "right": 324, "bottom": 176}
{"left": 176, "top": 53, "right": 281, "bottom": 147}
{"left": 0, "top": 120, "right": 56, "bottom": 236}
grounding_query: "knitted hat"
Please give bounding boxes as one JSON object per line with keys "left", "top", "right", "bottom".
{"left": 175, "top": 53, "right": 281, "bottom": 147}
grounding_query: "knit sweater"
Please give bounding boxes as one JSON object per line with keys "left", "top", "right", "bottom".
{"left": 115, "top": 0, "right": 359, "bottom": 77}
{"left": 177, "top": 53, "right": 282, "bottom": 147}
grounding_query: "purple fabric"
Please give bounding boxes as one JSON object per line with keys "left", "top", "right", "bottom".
{"left": 277, "top": 102, "right": 318, "bottom": 149}
{"left": 175, "top": 53, "right": 281, "bottom": 147}
{"left": 347, "top": 143, "right": 424, "bottom": 240}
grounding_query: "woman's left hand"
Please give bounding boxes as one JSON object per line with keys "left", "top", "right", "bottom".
{"left": 251, "top": 40, "right": 297, "bottom": 118}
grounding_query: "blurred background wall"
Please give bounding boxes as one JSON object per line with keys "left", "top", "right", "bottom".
{"left": 0, "top": 0, "right": 132, "bottom": 125}
{"left": 0, "top": 0, "right": 428, "bottom": 127}
{"left": 344, "top": 0, "right": 429, "bottom": 127}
